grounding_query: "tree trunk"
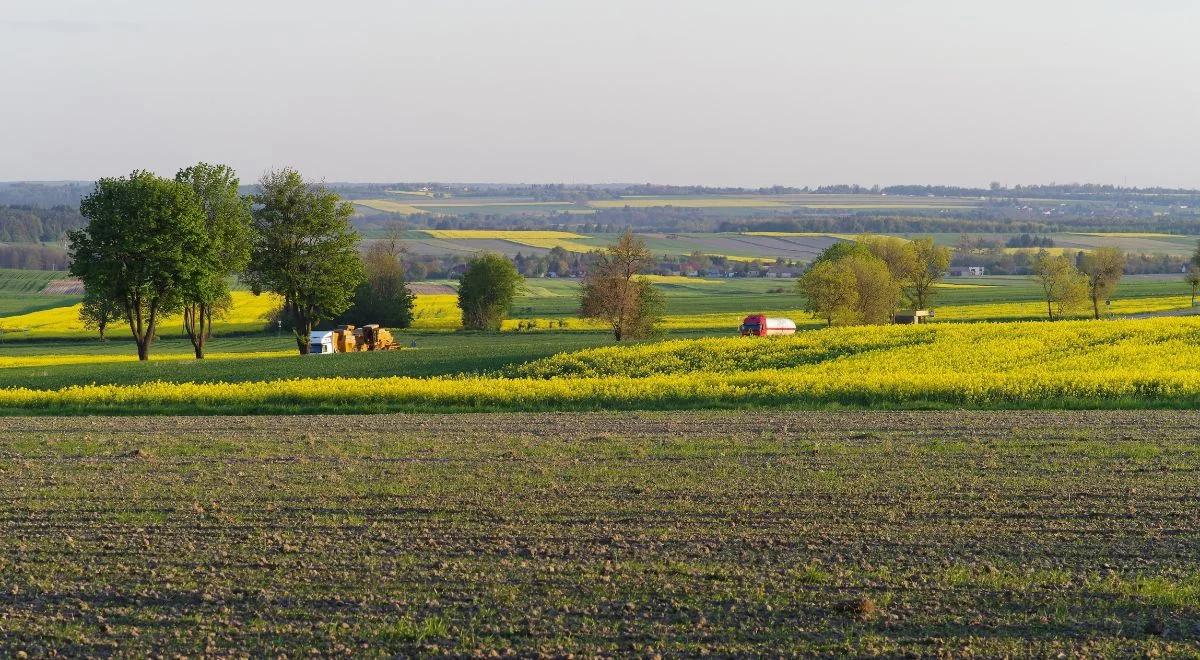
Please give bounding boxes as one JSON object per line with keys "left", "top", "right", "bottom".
{"left": 183, "top": 304, "right": 207, "bottom": 359}
{"left": 1046, "top": 298, "right": 1054, "bottom": 321}
{"left": 1092, "top": 293, "right": 1101, "bottom": 320}
{"left": 291, "top": 303, "right": 312, "bottom": 355}
{"left": 136, "top": 337, "right": 150, "bottom": 361}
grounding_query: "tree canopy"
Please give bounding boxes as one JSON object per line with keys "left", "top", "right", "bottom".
{"left": 174, "top": 162, "right": 253, "bottom": 358}
{"left": 798, "top": 238, "right": 904, "bottom": 326}
{"left": 458, "top": 253, "right": 523, "bottom": 331}
{"left": 579, "top": 230, "right": 664, "bottom": 340}
{"left": 1032, "top": 251, "right": 1088, "bottom": 320}
{"left": 243, "top": 168, "right": 364, "bottom": 354}
{"left": 69, "top": 171, "right": 213, "bottom": 360}
{"left": 340, "top": 239, "right": 415, "bottom": 329}
{"left": 1078, "top": 247, "right": 1126, "bottom": 320}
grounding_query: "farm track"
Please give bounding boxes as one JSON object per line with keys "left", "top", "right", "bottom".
{"left": 1, "top": 411, "right": 1199, "bottom": 656}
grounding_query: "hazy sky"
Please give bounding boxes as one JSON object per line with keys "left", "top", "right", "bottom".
{"left": 3, "top": 0, "right": 1199, "bottom": 187}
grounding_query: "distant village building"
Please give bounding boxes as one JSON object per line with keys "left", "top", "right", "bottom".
{"left": 949, "top": 266, "right": 986, "bottom": 277}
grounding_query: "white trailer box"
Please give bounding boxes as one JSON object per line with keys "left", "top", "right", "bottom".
{"left": 308, "top": 330, "right": 336, "bottom": 355}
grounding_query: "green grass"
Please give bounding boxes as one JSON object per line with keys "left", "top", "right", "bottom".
{"left": 0, "top": 268, "right": 66, "bottom": 293}
{"left": 0, "top": 269, "right": 76, "bottom": 315}
{"left": 0, "top": 293, "right": 78, "bottom": 316}
{"left": 0, "top": 331, "right": 634, "bottom": 390}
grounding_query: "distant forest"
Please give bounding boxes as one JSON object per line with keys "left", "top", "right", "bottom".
{"left": 5, "top": 179, "right": 1200, "bottom": 271}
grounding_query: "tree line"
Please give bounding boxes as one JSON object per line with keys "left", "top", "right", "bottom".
{"left": 796, "top": 235, "right": 1200, "bottom": 324}
{"left": 796, "top": 237, "right": 951, "bottom": 325}
{"left": 70, "top": 165, "right": 413, "bottom": 359}
{"left": 0, "top": 243, "right": 70, "bottom": 270}
{"left": 0, "top": 205, "right": 85, "bottom": 243}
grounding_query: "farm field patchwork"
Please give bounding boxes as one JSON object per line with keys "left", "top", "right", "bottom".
{"left": 1, "top": 411, "right": 1197, "bottom": 656}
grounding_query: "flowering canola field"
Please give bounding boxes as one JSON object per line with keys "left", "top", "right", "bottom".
{"left": 0, "top": 291, "right": 282, "bottom": 338}
{"left": 2, "top": 317, "right": 1198, "bottom": 413}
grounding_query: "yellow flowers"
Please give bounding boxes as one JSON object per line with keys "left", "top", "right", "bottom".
{"left": 3, "top": 317, "right": 1200, "bottom": 411}
{"left": 0, "top": 350, "right": 292, "bottom": 370}
{"left": 0, "top": 291, "right": 282, "bottom": 338}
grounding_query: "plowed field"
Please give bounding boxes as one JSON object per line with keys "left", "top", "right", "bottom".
{"left": 1, "top": 411, "right": 1197, "bottom": 656}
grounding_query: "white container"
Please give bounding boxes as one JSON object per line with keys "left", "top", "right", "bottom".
{"left": 308, "top": 330, "right": 336, "bottom": 354}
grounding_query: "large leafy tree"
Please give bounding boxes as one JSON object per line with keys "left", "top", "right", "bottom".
{"left": 457, "top": 253, "right": 523, "bottom": 331}
{"left": 1078, "top": 247, "right": 1126, "bottom": 320}
{"left": 340, "top": 239, "right": 415, "bottom": 328}
{"left": 904, "top": 237, "right": 951, "bottom": 310}
{"left": 244, "top": 169, "right": 365, "bottom": 354}
{"left": 859, "top": 235, "right": 950, "bottom": 310}
{"left": 799, "top": 242, "right": 901, "bottom": 326}
{"left": 797, "top": 258, "right": 859, "bottom": 326}
{"left": 1032, "top": 251, "right": 1087, "bottom": 320}
{"left": 175, "top": 163, "right": 253, "bottom": 358}
{"left": 579, "top": 230, "right": 664, "bottom": 340}
{"left": 69, "top": 171, "right": 211, "bottom": 360}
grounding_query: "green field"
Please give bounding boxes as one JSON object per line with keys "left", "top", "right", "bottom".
{"left": 352, "top": 192, "right": 983, "bottom": 218}
{"left": 2, "top": 411, "right": 1196, "bottom": 655}
{"left": 0, "top": 268, "right": 77, "bottom": 316}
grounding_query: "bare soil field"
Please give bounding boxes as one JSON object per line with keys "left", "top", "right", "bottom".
{"left": 2, "top": 411, "right": 1198, "bottom": 656}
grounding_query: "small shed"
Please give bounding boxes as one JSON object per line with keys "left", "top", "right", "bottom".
{"left": 894, "top": 310, "right": 932, "bottom": 325}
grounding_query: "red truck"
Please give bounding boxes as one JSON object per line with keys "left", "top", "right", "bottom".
{"left": 739, "top": 314, "right": 797, "bottom": 337}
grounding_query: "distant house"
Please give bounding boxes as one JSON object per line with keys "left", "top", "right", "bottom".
{"left": 949, "top": 266, "right": 985, "bottom": 277}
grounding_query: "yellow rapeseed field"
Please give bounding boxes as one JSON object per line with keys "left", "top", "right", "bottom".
{"left": 0, "top": 291, "right": 282, "bottom": 339}
{"left": 0, "top": 350, "right": 292, "bottom": 370}
{"left": 3, "top": 317, "right": 1200, "bottom": 411}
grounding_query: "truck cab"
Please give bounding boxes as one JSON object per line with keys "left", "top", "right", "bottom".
{"left": 308, "top": 330, "right": 336, "bottom": 354}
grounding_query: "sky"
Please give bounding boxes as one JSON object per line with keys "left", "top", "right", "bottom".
{"left": 2, "top": 0, "right": 1199, "bottom": 187}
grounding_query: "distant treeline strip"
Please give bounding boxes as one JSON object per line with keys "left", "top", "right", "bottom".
{"left": 0, "top": 205, "right": 86, "bottom": 243}
{"left": 721, "top": 216, "right": 1200, "bottom": 235}
{"left": 0, "top": 244, "right": 69, "bottom": 270}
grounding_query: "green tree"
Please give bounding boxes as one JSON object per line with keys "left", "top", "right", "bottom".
{"left": 858, "top": 234, "right": 917, "bottom": 280}
{"left": 859, "top": 235, "right": 950, "bottom": 310}
{"left": 797, "top": 248, "right": 899, "bottom": 326}
{"left": 1187, "top": 265, "right": 1200, "bottom": 306}
{"left": 904, "top": 237, "right": 951, "bottom": 310}
{"left": 79, "top": 286, "right": 121, "bottom": 341}
{"left": 1032, "top": 251, "right": 1087, "bottom": 320}
{"left": 244, "top": 169, "right": 365, "bottom": 354}
{"left": 797, "top": 258, "right": 859, "bottom": 326}
{"left": 847, "top": 254, "right": 901, "bottom": 324}
{"left": 457, "top": 253, "right": 523, "bottom": 330}
{"left": 175, "top": 162, "right": 253, "bottom": 358}
{"left": 340, "top": 239, "right": 415, "bottom": 328}
{"left": 579, "top": 230, "right": 664, "bottom": 340}
{"left": 813, "top": 240, "right": 872, "bottom": 265}
{"left": 1078, "top": 247, "right": 1126, "bottom": 319}
{"left": 69, "top": 171, "right": 211, "bottom": 360}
